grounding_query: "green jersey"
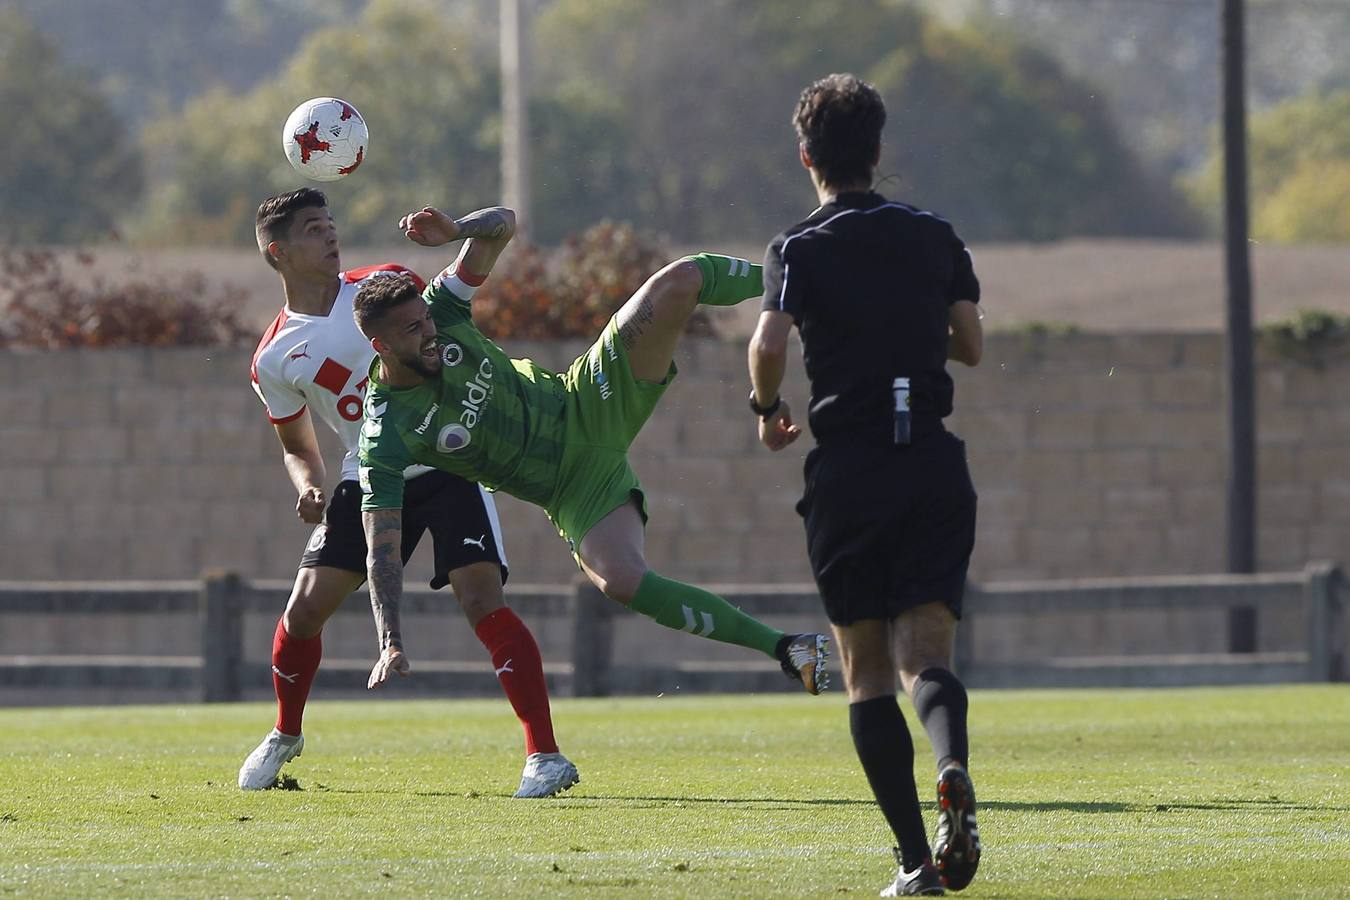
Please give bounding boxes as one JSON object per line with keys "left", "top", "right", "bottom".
{"left": 358, "top": 279, "right": 567, "bottom": 511}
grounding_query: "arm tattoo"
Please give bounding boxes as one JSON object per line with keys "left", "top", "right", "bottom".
{"left": 363, "top": 510, "right": 405, "bottom": 651}
{"left": 453, "top": 207, "right": 513, "bottom": 241}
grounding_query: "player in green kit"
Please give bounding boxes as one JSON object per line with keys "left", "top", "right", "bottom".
{"left": 353, "top": 203, "right": 829, "bottom": 695}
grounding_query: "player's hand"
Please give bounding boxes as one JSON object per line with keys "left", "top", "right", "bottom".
{"left": 398, "top": 207, "right": 460, "bottom": 247}
{"left": 367, "top": 647, "right": 411, "bottom": 690}
{"left": 758, "top": 402, "right": 802, "bottom": 452}
{"left": 296, "top": 486, "right": 326, "bottom": 524}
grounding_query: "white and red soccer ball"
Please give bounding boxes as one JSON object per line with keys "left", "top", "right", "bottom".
{"left": 282, "top": 97, "right": 368, "bottom": 182}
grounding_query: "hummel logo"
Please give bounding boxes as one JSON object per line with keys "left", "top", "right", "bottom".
{"left": 679, "top": 605, "right": 716, "bottom": 637}
{"left": 462, "top": 534, "right": 486, "bottom": 551}
{"left": 726, "top": 257, "right": 752, "bottom": 277}
{"left": 272, "top": 666, "right": 300, "bottom": 684}
{"left": 494, "top": 658, "right": 514, "bottom": 677}
{"left": 289, "top": 344, "right": 311, "bottom": 361}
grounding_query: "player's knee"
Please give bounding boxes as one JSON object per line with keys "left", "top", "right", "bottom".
{"left": 282, "top": 593, "right": 328, "bottom": 639}
{"left": 587, "top": 564, "right": 644, "bottom": 606}
{"left": 653, "top": 258, "right": 703, "bottom": 305}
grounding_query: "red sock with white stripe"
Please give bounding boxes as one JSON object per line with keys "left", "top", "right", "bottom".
{"left": 272, "top": 617, "right": 322, "bottom": 737}
{"left": 474, "top": 608, "right": 558, "bottom": 755}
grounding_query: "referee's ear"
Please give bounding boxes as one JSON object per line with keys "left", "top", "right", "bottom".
{"left": 799, "top": 144, "right": 813, "bottom": 172}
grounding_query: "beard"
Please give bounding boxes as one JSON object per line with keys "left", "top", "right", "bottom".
{"left": 399, "top": 343, "right": 443, "bottom": 379}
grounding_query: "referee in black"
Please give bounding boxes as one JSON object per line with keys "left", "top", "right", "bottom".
{"left": 749, "top": 74, "right": 983, "bottom": 897}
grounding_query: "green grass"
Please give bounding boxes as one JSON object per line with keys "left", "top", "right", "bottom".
{"left": 1, "top": 686, "right": 1347, "bottom": 898}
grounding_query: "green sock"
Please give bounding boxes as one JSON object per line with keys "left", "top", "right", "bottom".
{"left": 628, "top": 571, "right": 783, "bottom": 658}
{"left": 684, "top": 253, "right": 764, "bottom": 306}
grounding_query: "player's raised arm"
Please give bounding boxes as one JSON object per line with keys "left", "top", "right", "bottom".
{"left": 363, "top": 508, "right": 410, "bottom": 689}
{"left": 399, "top": 205, "right": 516, "bottom": 284}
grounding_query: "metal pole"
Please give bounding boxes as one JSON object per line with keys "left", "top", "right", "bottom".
{"left": 1222, "top": 0, "right": 1257, "bottom": 650}
{"left": 500, "top": 0, "right": 531, "bottom": 238}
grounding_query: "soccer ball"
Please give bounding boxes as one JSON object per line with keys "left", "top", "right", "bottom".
{"left": 282, "top": 97, "right": 368, "bottom": 182}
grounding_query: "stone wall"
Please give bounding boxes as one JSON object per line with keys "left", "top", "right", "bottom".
{"left": 1, "top": 333, "right": 1345, "bottom": 586}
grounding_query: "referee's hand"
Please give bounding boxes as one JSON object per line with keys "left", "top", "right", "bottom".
{"left": 758, "top": 402, "right": 802, "bottom": 451}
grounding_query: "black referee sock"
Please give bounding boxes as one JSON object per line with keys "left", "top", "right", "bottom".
{"left": 912, "top": 667, "right": 970, "bottom": 772}
{"left": 849, "top": 696, "right": 931, "bottom": 870}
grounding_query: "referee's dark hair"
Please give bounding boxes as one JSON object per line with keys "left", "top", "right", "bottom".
{"left": 793, "top": 73, "right": 886, "bottom": 189}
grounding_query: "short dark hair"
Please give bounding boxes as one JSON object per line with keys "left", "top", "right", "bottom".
{"left": 792, "top": 73, "right": 886, "bottom": 189}
{"left": 353, "top": 272, "right": 422, "bottom": 337}
{"left": 255, "top": 187, "right": 328, "bottom": 270}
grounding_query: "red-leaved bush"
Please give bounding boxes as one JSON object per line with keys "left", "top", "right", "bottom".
{"left": 473, "top": 221, "right": 711, "bottom": 340}
{"left": 0, "top": 248, "right": 252, "bottom": 349}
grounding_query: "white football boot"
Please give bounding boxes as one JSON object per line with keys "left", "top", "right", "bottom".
{"left": 512, "top": 751, "right": 579, "bottom": 798}
{"left": 237, "top": 728, "right": 304, "bottom": 790}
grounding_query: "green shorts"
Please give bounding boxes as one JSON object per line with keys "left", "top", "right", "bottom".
{"left": 545, "top": 314, "right": 676, "bottom": 556}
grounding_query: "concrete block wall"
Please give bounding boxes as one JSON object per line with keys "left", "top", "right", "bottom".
{"left": 1, "top": 333, "right": 1345, "bottom": 586}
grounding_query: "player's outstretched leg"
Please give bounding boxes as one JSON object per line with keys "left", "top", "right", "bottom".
{"left": 577, "top": 502, "right": 829, "bottom": 694}
{"left": 239, "top": 567, "right": 360, "bottom": 790}
{"left": 615, "top": 254, "right": 764, "bottom": 384}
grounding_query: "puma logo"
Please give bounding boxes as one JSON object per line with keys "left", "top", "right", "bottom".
{"left": 463, "top": 534, "right": 486, "bottom": 551}
{"left": 272, "top": 666, "right": 300, "bottom": 684}
{"left": 494, "top": 659, "right": 513, "bottom": 677}
{"left": 288, "top": 344, "right": 311, "bottom": 361}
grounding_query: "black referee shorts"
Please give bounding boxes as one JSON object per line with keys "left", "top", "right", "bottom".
{"left": 299, "top": 471, "right": 508, "bottom": 589}
{"left": 797, "top": 431, "right": 976, "bottom": 625}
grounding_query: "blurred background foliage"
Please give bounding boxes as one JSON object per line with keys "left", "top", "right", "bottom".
{"left": 2, "top": 0, "right": 1349, "bottom": 247}
{"left": 1186, "top": 89, "right": 1350, "bottom": 243}
{"left": 0, "top": 7, "right": 143, "bottom": 242}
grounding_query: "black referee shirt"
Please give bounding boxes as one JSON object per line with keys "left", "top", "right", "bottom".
{"left": 762, "top": 190, "right": 980, "bottom": 445}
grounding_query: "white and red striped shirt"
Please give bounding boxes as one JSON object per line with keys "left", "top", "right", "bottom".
{"left": 251, "top": 264, "right": 430, "bottom": 482}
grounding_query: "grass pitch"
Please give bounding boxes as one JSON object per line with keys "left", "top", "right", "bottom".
{"left": 1, "top": 686, "right": 1346, "bottom": 898}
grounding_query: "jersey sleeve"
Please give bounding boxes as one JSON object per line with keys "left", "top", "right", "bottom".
{"left": 760, "top": 234, "right": 807, "bottom": 323}
{"left": 357, "top": 399, "right": 413, "bottom": 511}
{"left": 423, "top": 260, "right": 485, "bottom": 325}
{"left": 250, "top": 352, "right": 306, "bottom": 424}
{"left": 946, "top": 227, "right": 981, "bottom": 305}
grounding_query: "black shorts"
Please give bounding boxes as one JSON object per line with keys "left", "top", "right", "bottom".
{"left": 299, "top": 471, "right": 508, "bottom": 589}
{"left": 797, "top": 430, "right": 976, "bottom": 625}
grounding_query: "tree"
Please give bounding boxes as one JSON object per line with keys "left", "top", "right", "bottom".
{"left": 1187, "top": 90, "right": 1350, "bottom": 243}
{"left": 531, "top": 0, "right": 1194, "bottom": 242}
{"left": 137, "top": 0, "right": 503, "bottom": 246}
{"left": 878, "top": 16, "right": 1194, "bottom": 240}
{"left": 0, "top": 7, "right": 142, "bottom": 243}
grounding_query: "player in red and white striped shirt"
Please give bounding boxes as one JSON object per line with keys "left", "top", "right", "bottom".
{"left": 239, "top": 188, "right": 575, "bottom": 798}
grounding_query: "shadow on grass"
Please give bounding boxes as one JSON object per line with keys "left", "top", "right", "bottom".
{"left": 320, "top": 789, "right": 1347, "bottom": 814}
{"left": 981, "top": 798, "right": 1347, "bottom": 814}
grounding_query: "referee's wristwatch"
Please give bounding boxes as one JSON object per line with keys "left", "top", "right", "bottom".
{"left": 748, "top": 390, "right": 781, "bottom": 420}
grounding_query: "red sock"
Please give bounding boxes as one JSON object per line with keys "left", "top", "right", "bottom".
{"left": 475, "top": 608, "right": 557, "bottom": 755}
{"left": 272, "top": 617, "right": 322, "bottom": 737}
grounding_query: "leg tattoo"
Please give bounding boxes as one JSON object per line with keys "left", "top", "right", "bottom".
{"left": 617, "top": 295, "right": 656, "bottom": 351}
